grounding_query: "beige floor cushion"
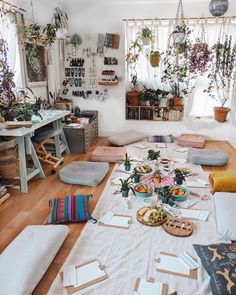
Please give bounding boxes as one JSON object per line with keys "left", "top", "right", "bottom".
{"left": 107, "top": 130, "right": 147, "bottom": 146}
{"left": 90, "top": 146, "right": 126, "bottom": 163}
{"left": 0, "top": 225, "right": 69, "bottom": 295}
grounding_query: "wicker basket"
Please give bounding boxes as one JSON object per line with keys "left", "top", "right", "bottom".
{"left": 0, "top": 139, "right": 19, "bottom": 178}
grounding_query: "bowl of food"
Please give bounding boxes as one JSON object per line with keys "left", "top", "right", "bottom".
{"left": 170, "top": 185, "right": 189, "bottom": 202}
{"left": 133, "top": 184, "right": 153, "bottom": 198}
{"left": 134, "top": 164, "right": 153, "bottom": 175}
{"left": 137, "top": 206, "right": 167, "bottom": 226}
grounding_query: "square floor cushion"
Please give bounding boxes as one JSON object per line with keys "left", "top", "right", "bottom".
{"left": 0, "top": 225, "right": 69, "bottom": 295}
{"left": 188, "top": 148, "right": 229, "bottom": 166}
{"left": 90, "top": 146, "right": 126, "bottom": 163}
{"left": 107, "top": 130, "right": 147, "bottom": 146}
{"left": 214, "top": 192, "right": 236, "bottom": 241}
{"left": 59, "top": 161, "right": 109, "bottom": 186}
{"left": 177, "top": 134, "right": 205, "bottom": 148}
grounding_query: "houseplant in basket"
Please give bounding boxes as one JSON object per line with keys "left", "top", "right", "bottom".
{"left": 138, "top": 26, "right": 153, "bottom": 46}
{"left": 204, "top": 35, "right": 236, "bottom": 122}
{"left": 147, "top": 50, "right": 161, "bottom": 68}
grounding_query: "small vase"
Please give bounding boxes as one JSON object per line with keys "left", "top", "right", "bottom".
{"left": 159, "top": 195, "right": 169, "bottom": 204}
{"left": 176, "top": 178, "right": 183, "bottom": 185}
{"left": 133, "top": 175, "right": 140, "bottom": 183}
{"left": 125, "top": 164, "right": 131, "bottom": 172}
{"left": 121, "top": 190, "right": 129, "bottom": 198}
{"left": 142, "top": 37, "right": 151, "bottom": 45}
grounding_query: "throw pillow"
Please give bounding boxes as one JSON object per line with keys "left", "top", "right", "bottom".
{"left": 193, "top": 243, "right": 236, "bottom": 295}
{"left": 48, "top": 194, "right": 96, "bottom": 224}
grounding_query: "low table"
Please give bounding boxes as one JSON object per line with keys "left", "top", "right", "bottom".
{"left": 48, "top": 142, "right": 223, "bottom": 295}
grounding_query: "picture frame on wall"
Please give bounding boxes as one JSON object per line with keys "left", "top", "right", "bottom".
{"left": 24, "top": 43, "right": 47, "bottom": 87}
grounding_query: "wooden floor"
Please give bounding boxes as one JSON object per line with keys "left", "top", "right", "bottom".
{"left": 0, "top": 139, "right": 235, "bottom": 295}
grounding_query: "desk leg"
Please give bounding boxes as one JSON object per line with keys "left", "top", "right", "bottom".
{"left": 16, "top": 136, "right": 28, "bottom": 193}
{"left": 53, "top": 119, "right": 70, "bottom": 157}
{"left": 28, "top": 140, "right": 45, "bottom": 179}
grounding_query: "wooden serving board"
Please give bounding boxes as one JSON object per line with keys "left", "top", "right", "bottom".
{"left": 162, "top": 218, "right": 193, "bottom": 237}
{"left": 136, "top": 207, "right": 167, "bottom": 227}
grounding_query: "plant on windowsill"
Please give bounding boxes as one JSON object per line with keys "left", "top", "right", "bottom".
{"left": 204, "top": 35, "right": 236, "bottom": 122}
{"left": 139, "top": 86, "right": 161, "bottom": 106}
{"left": 126, "top": 74, "right": 140, "bottom": 106}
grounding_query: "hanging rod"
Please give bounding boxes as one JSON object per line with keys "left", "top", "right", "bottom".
{"left": 123, "top": 15, "right": 236, "bottom": 22}
{"left": 0, "top": 0, "right": 26, "bottom": 13}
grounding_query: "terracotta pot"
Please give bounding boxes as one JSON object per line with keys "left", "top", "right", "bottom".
{"left": 213, "top": 107, "right": 230, "bottom": 122}
{"left": 173, "top": 96, "right": 183, "bottom": 107}
{"left": 127, "top": 91, "right": 140, "bottom": 106}
{"left": 150, "top": 54, "right": 160, "bottom": 67}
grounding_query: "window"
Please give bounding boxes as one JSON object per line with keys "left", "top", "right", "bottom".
{"left": 125, "top": 18, "right": 236, "bottom": 119}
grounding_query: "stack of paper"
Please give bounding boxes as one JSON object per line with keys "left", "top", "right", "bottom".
{"left": 179, "top": 208, "right": 209, "bottom": 221}
{"left": 98, "top": 212, "right": 132, "bottom": 229}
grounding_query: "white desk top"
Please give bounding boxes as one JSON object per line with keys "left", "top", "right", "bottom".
{"left": 0, "top": 110, "right": 70, "bottom": 137}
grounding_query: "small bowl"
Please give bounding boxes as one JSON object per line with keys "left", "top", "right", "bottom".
{"left": 133, "top": 184, "right": 153, "bottom": 198}
{"left": 171, "top": 185, "right": 189, "bottom": 202}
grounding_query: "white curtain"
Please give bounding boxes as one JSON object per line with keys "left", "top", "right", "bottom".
{"left": 0, "top": 12, "right": 23, "bottom": 88}
{"left": 125, "top": 18, "right": 236, "bottom": 120}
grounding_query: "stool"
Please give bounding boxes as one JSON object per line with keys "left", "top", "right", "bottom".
{"left": 34, "top": 128, "right": 64, "bottom": 174}
{"left": 59, "top": 161, "right": 109, "bottom": 186}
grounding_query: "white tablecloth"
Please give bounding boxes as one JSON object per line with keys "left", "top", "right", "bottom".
{"left": 48, "top": 143, "right": 226, "bottom": 295}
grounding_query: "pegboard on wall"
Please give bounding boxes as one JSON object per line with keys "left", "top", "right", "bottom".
{"left": 62, "top": 33, "right": 121, "bottom": 102}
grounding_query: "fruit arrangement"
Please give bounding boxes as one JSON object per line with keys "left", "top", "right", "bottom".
{"left": 137, "top": 206, "right": 167, "bottom": 226}
{"left": 134, "top": 184, "right": 152, "bottom": 193}
{"left": 135, "top": 164, "right": 153, "bottom": 174}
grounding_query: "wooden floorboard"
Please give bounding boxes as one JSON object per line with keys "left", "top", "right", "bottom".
{"left": 0, "top": 139, "right": 235, "bottom": 294}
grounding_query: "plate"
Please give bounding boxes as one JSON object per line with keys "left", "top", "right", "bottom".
{"left": 134, "top": 164, "right": 153, "bottom": 175}
{"left": 136, "top": 206, "right": 167, "bottom": 227}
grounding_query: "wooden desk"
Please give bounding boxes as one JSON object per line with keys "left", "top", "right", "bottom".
{"left": 0, "top": 110, "right": 70, "bottom": 193}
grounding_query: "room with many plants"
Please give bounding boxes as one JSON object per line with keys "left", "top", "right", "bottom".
{"left": 1, "top": 1, "right": 236, "bottom": 295}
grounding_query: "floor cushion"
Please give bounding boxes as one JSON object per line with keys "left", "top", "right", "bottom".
{"left": 188, "top": 148, "right": 229, "bottom": 166}
{"left": 0, "top": 225, "right": 69, "bottom": 295}
{"left": 209, "top": 172, "right": 236, "bottom": 193}
{"left": 148, "top": 134, "right": 174, "bottom": 143}
{"left": 59, "top": 161, "right": 109, "bottom": 186}
{"left": 107, "top": 130, "right": 147, "bottom": 146}
{"left": 193, "top": 243, "right": 236, "bottom": 295}
{"left": 90, "top": 146, "right": 126, "bottom": 163}
{"left": 177, "top": 134, "right": 205, "bottom": 148}
{"left": 214, "top": 192, "right": 236, "bottom": 241}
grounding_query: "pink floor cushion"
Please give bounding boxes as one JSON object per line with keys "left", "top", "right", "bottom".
{"left": 90, "top": 146, "right": 126, "bottom": 163}
{"left": 177, "top": 134, "right": 205, "bottom": 149}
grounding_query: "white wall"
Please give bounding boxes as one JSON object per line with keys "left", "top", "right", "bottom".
{"left": 17, "top": 0, "right": 236, "bottom": 140}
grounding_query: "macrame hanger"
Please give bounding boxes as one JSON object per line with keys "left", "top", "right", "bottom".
{"left": 30, "top": 0, "right": 35, "bottom": 23}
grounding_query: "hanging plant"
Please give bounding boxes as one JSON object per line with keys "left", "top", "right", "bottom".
{"left": 42, "top": 24, "right": 58, "bottom": 47}
{"left": 0, "top": 38, "right": 15, "bottom": 109}
{"left": 189, "top": 39, "right": 212, "bottom": 78}
{"left": 138, "top": 26, "right": 153, "bottom": 45}
{"left": 53, "top": 7, "right": 68, "bottom": 39}
{"left": 146, "top": 50, "right": 161, "bottom": 67}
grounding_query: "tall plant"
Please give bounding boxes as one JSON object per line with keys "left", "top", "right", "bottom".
{"left": 205, "top": 35, "right": 236, "bottom": 107}
{"left": 0, "top": 38, "right": 15, "bottom": 109}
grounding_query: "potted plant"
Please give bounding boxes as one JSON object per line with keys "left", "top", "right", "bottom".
{"left": 156, "top": 186, "right": 174, "bottom": 205}
{"left": 126, "top": 74, "right": 140, "bottom": 106}
{"left": 130, "top": 170, "right": 140, "bottom": 183}
{"left": 139, "top": 26, "right": 153, "bottom": 46}
{"left": 139, "top": 86, "right": 161, "bottom": 106}
{"left": 171, "top": 23, "right": 191, "bottom": 46}
{"left": 120, "top": 153, "right": 134, "bottom": 171}
{"left": 189, "top": 39, "right": 212, "bottom": 79}
{"left": 0, "top": 38, "right": 15, "bottom": 112}
{"left": 147, "top": 149, "right": 160, "bottom": 160}
{"left": 170, "top": 82, "right": 183, "bottom": 107}
{"left": 172, "top": 169, "right": 185, "bottom": 185}
{"left": 147, "top": 50, "right": 161, "bottom": 67}
{"left": 119, "top": 177, "right": 132, "bottom": 198}
{"left": 204, "top": 35, "right": 236, "bottom": 122}
{"left": 53, "top": 7, "right": 68, "bottom": 40}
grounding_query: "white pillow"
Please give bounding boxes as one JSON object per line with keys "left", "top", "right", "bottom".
{"left": 107, "top": 130, "right": 147, "bottom": 146}
{"left": 0, "top": 225, "right": 69, "bottom": 295}
{"left": 214, "top": 192, "right": 236, "bottom": 241}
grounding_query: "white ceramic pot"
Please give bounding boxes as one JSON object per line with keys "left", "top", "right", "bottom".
{"left": 142, "top": 37, "right": 151, "bottom": 46}
{"left": 56, "top": 28, "right": 67, "bottom": 40}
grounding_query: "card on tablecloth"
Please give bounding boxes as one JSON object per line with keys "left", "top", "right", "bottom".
{"left": 133, "top": 278, "right": 168, "bottom": 295}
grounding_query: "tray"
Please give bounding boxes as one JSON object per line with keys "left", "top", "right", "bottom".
{"left": 136, "top": 206, "right": 167, "bottom": 227}
{"left": 162, "top": 218, "right": 193, "bottom": 237}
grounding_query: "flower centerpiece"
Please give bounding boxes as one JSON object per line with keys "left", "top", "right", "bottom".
{"left": 204, "top": 35, "right": 236, "bottom": 122}
{"left": 141, "top": 171, "right": 174, "bottom": 190}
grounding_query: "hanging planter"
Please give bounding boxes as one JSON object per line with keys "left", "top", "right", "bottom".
{"left": 138, "top": 26, "right": 153, "bottom": 46}
{"left": 53, "top": 7, "right": 68, "bottom": 40}
{"left": 209, "top": 0, "right": 229, "bottom": 17}
{"left": 149, "top": 50, "right": 161, "bottom": 67}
